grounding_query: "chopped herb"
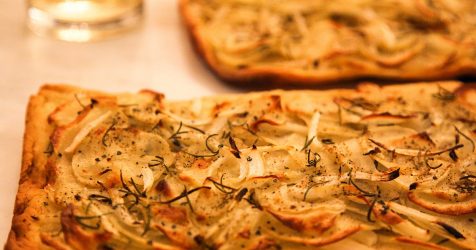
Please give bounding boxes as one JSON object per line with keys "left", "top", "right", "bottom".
{"left": 449, "top": 150, "right": 458, "bottom": 162}
{"left": 90, "top": 98, "right": 98, "bottom": 108}
{"left": 454, "top": 126, "right": 475, "bottom": 152}
{"left": 460, "top": 175, "right": 476, "bottom": 180}
{"left": 348, "top": 169, "right": 375, "bottom": 196}
{"left": 366, "top": 187, "right": 381, "bottom": 223}
{"left": 44, "top": 142, "right": 54, "bottom": 156}
{"left": 436, "top": 222, "right": 465, "bottom": 239}
{"left": 321, "top": 138, "right": 334, "bottom": 144}
{"left": 363, "top": 147, "right": 381, "bottom": 156}
{"left": 205, "top": 134, "right": 220, "bottom": 154}
{"left": 367, "top": 197, "right": 378, "bottom": 223}
{"left": 88, "top": 194, "right": 112, "bottom": 205}
{"left": 98, "top": 169, "right": 112, "bottom": 176}
{"left": 169, "top": 122, "right": 188, "bottom": 140}
{"left": 432, "top": 85, "right": 455, "bottom": 101}
{"left": 184, "top": 124, "right": 205, "bottom": 134}
{"left": 158, "top": 186, "right": 211, "bottom": 204}
{"left": 425, "top": 159, "right": 443, "bottom": 169}
{"left": 207, "top": 175, "right": 236, "bottom": 194}
{"left": 229, "top": 136, "right": 241, "bottom": 158}
{"left": 74, "top": 93, "right": 86, "bottom": 109}
{"left": 141, "top": 206, "right": 151, "bottom": 236}
{"left": 306, "top": 150, "right": 321, "bottom": 167}
{"left": 303, "top": 184, "right": 316, "bottom": 201}
{"left": 301, "top": 136, "right": 315, "bottom": 151}
{"left": 244, "top": 189, "right": 262, "bottom": 210}
{"left": 235, "top": 188, "right": 248, "bottom": 201}
{"left": 74, "top": 214, "right": 109, "bottom": 230}
{"left": 102, "top": 120, "right": 116, "bottom": 147}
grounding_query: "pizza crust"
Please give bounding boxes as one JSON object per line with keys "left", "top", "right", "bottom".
{"left": 179, "top": 0, "right": 476, "bottom": 86}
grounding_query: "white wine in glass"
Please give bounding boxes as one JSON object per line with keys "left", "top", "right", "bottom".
{"left": 27, "top": 0, "right": 143, "bottom": 42}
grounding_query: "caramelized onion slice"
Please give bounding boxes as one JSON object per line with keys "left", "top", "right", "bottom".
{"left": 408, "top": 191, "right": 476, "bottom": 216}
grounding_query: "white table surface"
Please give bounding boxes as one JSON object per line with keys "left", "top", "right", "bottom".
{"left": 0, "top": 0, "right": 241, "bottom": 245}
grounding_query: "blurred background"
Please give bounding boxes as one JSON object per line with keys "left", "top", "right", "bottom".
{"left": 0, "top": 0, "right": 239, "bottom": 244}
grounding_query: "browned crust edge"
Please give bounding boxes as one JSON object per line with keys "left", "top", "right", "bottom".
{"left": 179, "top": 0, "right": 476, "bottom": 86}
{"left": 4, "top": 84, "right": 105, "bottom": 250}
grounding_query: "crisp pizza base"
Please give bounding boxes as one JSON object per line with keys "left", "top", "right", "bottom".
{"left": 5, "top": 82, "right": 476, "bottom": 250}
{"left": 180, "top": 0, "right": 476, "bottom": 85}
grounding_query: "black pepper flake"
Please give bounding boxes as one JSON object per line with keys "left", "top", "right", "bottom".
{"left": 90, "top": 98, "right": 98, "bottom": 108}
{"left": 246, "top": 156, "right": 252, "bottom": 162}
{"left": 74, "top": 194, "right": 81, "bottom": 201}
{"left": 31, "top": 216, "right": 39, "bottom": 221}
{"left": 95, "top": 158, "right": 100, "bottom": 162}
{"left": 312, "top": 59, "right": 320, "bottom": 68}
{"left": 321, "top": 138, "right": 334, "bottom": 144}
{"left": 235, "top": 188, "right": 248, "bottom": 201}
{"left": 449, "top": 150, "right": 458, "bottom": 162}
{"left": 116, "top": 151, "right": 122, "bottom": 155}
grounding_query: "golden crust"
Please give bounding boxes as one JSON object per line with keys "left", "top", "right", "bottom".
{"left": 179, "top": 0, "right": 476, "bottom": 86}
{"left": 5, "top": 85, "right": 114, "bottom": 250}
{"left": 6, "top": 82, "right": 476, "bottom": 249}
{"left": 7, "top": 86, "right": 67, "bottom": 250}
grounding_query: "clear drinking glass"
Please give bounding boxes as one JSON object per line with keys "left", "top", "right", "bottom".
{"left": 27, "top": 0, "right": 143, "bottom": 42}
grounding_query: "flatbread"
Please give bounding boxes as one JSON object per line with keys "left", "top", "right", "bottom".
{"left": 180, "top": 0, "right": 476, "bottom": 85}
{"left": 5, "top": 82, "right": 476, "bottom": 249}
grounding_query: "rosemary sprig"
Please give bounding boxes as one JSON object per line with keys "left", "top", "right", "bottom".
{"left": 206, "top": 175, "right": 236, "bottom": 194}
{"left": 348, "top": 169, "right": 376, "bottom": 197}
{"left": 88, "top": 194, "right": 112, "bottom": 205}
{"left": 184, "top": 124, "right": 205, "bottom": 134}
{"left": 119, "top": 170, "right": 142, "bottom": 206}
{"left": 74, "top": 93, "right": 86, "bottom": 109}
{"left": 303, "top": 184, "right": 316, "bottom": 201}
{"left": 141, "top": 205, "right": 151, "bottom": 236}
{"left": 74, "top": 213, "right": 112, "bottom": 230}
{"left": 102, "top": 120, "right": 117, "bottom": 147}
{"left": 183, "top": 134, "right": 224, "bottom": 158}
{"left": 454, "top": 126, "right": 475, "bottom": 152}
{"left": 205, "top": 134, "right": 223, "bottom": 154}
{"left": 301, "top": 136, "right": 315, "bottom": 151}
{"left": 169, "top": 122, "right": 188, "bottom": 140}
{"left": 183, "top": 186, "right": 195, "bottom": 213}
{"left": 305, "top": 149, "right": 321, "bottom": 167}
{"left": 149, "top": 156, "right": 171, "bottom": 173}
{"left": 366, "top": 187, "right": 381, "bottom": 223}
{"left": 157, "top": 186, "right": 211, "bottom": 204}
